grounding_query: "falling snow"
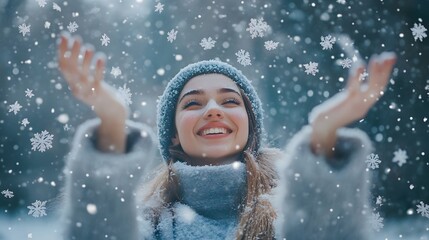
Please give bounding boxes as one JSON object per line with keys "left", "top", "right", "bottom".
{"left": 320, "top": 35, "right": 336, "bottom": 50}
{"left": 27, "top": 200, "right": 47, "bottom": 217}
{"left": 1, "top": 189, "right": 14, "bottom": 198}
{"left": 110, "top": 66, "right": 122, "bottom": 78}
{"left": 410, "top": 23, "right": 427, "bottom": 42}
{"left": 52, "top": 3, "right": 61, "bottom": 12}
{"left": 100, "top": 34, "right": 110, "bottom": 46}
{"left": 199, "top": 37, "right": 216, "bottom": 50}
{"left": 167, "top": 29, "right": 178, "bottom": 43}
{"left": 118, "top": 84, "right": 133, "bottom": 105}
{"left": 30, "top": 130, "right": 54, "bottom": 152}
{"left": 392, "top": 148, "right": 408, "bottom": 167}
{"left": 376, "top": 196, "right": 383, "bottom": 206}
{"left": 18, "top": 23, "right": 31, "bottom": 36}
{"left": 369, "top": 212, "right": 384, "bottom": 232}
{"left": 264, "top": 40, "right": 279, "bottom": 51}
{"left": 44, "top": 21, "right": 51, "bottom": 29}
{"left": 416, "top": 201, "right": 429, "bottom": 218}
{"left": 340, "top": 58, "right": 353, "bottom": 69}
{"left": 25, "top": 89, "right": 34, "bottom": 98}
{"left": 154, "top": 2, "right": 164, "bottom": 13}
{"left": 8, "top": 101, "right": 22, "bottom": 115}
{"left": 36, "top": 0, "right": 47, "bottom": 7}
{"left": 67, "top": 21, "right": 79, "bottom": 33}
{"left": 21, "top": 118, "right": 30, "bottom": 127}
{"left": 235, "top": 49, "right": 251, "bottom": 66}
{"left": 366, "top": 153, "right": 381, "bottom": 169}
{"left": 303, "top": 62, "right": 319, "bottom": 76}
{"left": 246, "top": 18, "right": 269, "bottom": 39}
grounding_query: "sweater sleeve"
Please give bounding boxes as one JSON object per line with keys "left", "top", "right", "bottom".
{"left": 61, "top": 118, "right": 159, "bottom": 240}
{"left": 274, "top": 125, "right": 374, "bottom": 240}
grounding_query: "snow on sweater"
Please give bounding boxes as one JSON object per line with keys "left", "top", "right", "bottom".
{"left": 61, "top": 119, "right": 373, "bottom": 240}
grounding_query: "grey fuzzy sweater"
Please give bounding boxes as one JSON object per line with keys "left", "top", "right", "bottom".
{"left": 62, "top": 119, "right": 374, "bottom": 240}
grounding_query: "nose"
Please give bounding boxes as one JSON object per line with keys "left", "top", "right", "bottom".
{"left": 203, "top": 100, "right": 224, "bottom": 120}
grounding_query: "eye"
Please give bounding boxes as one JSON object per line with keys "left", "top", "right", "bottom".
{"left": 223, "top": 97, "right": 241, "bottom": 106}
{"left": 182, "top": 99, "right": 201, "bottom": 109}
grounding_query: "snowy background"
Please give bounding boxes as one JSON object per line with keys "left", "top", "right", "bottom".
{"left": 0, "top": 0, "right": 428, "bottom": 239}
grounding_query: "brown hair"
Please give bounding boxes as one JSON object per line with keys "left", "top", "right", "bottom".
{"left": 143, "top": 89, "right": 281, "bottom": 239}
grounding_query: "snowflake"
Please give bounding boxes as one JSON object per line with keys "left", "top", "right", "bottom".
{"left": 44, "top": 21, "right": 51, "bottom": 29}
{"left": 118, "top": 84, "right": 133, "bottom": 105}
{"left": 1, "top": 189, "right": 14, "bottom": 198}
{"left": 36, "top": 0, "right": 47, "bottom": 7}
{"left": 359, "top": 71, "right": 369, "bottom": 81}
{"left": 340, "top": 58, "right": 353, "bottom": 69}
{"left": 18, "top": 23, "right": 31, "bottom": 37}
{"left": 154, "top": 2, "right": 164, "bottom": 13}
{"left": 110, "top": 67, "right": 122, "bottom": 78}
{"left": 246, "top": 18, "right": 269, "bottom": 38}
{"left": 8, "top": 101, "right": 22, "bottom": 115}
{"left": 200, "top": 37, "right": 216, "bottom": 50}
{"left": 63, "top": 124, "right": 70, "bottom": 131}
{"left": 365, "top": 153, "right": 381, "bottom": 169}
{"left": 53, "top": 3, "right": 61, "bottom": 12}
{"left": 25, "top": 89, "right": 34, "bottom": 98}
{"left": 392, "top": 148, "right": 408, "bottom": 167}
{"left": 27, "top": 200, "right": 47, "bottom": 217}
{"left": 21, "top": 118, "right": 30, "bottom": 127}
{"left": 67, "top": 21, "right": 79, "bottom": 33}
{"left": 376, "top": 196, "right": 383, "bottom": 206}
{"left": 264, "top": 40, "right": 279, "bottom": 51}
{"left": 100, "top": 34, "right": 110, "bottom": 46}
{"left": 235, "top": 49, "right": 252, "bottom": 66}
{"left": 167, "top": 29, "right": 178, "bottom": 43}
{"left": 416, "top": 201, "right": 429, "bottom": 218}
{"left": 337, "top": 0, "right": 346, "bottom": 4}
{"left": 410, "top": 23, "right": 427, "bottom": 42}
{"left": 303, "top": 62, "right": 319, "bottom": 76}
{"left": 368, "top": 212, "right": 384, "bottom": 232}
{"left": 30, "top": 130, "right": 53, "bottom": 152}
{"left": 320, "top": 35, "right": 336, "bottom": 50}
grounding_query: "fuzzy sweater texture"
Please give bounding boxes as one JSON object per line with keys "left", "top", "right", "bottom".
{"left": 62, "top": 119, "right": 374, "bottom": 240}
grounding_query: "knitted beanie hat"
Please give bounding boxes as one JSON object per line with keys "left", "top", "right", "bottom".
{"left": 156, "top": 60, "right": 264, "bottom": 162}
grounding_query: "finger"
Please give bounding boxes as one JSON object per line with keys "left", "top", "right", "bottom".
{"left": 58, "top": 35, "right": 70, "bottom": 70}
{"left": 93, "top": 53, "right": 106, "bottom": 87}
{"left": 367, "top": 52, "right": 396, "bottom": 95}
{"left": 69, "top": 36, "right": 82, "bottom": 67}
{"left": 82, "top": 45, "right": 95, "bottom": 76}
{"left": 346, "top": 64, "right": 365, "bottom": 92}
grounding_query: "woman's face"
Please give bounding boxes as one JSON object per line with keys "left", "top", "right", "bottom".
{"left": 174, "top": 73, "right": 249, "bottom": 165}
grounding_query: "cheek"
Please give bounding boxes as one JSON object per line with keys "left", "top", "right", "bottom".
{"left": 175, "top": 112, "right": 200, "bottom": 137}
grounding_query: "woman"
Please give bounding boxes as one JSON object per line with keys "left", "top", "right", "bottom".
{"left": 58, "top": 34, "right": 396, "bottom": 239}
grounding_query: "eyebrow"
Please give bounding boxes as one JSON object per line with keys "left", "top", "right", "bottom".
{"left": 178, "top": 88, "right": 242, "bottom": 104}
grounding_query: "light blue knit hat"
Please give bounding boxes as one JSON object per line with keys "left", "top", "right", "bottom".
{"left": 156, "top": 60, "right": 264, "bottom": 162}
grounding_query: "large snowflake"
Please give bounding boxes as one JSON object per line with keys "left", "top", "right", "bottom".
{"left": 368, "top": 212, "right": 384, "bottom": 232}
{"left": 25, "top": 88, "right": 34, "bottom": 98}
{"left": 18, "top": 23, "right": 31, "bottom": 36}
{"left": 30, "top": 130, "right": 54, "bottom": 152}
{"left": 100, "top": 33, "right": 110, "bottom": 46}
{"left": 8, "top": 101, "right": 22, "bottom": 115}
{"left": 320, "top": 35, "right": 336, "bottom": 50}
{"left": 416, "top": 201, "right": 429, "bottom": 218}
{"left": 154, "top": 2, "right": 164, "bottom": 13}
{"left": 365, "top": 153, "right": 381, "bottom": 169}
{"left": 200, "top": 37, "right": 216, "bottom": 50}
{"left": 410, "top": 23, "right": 427, "bottom": 42}
{"left": 1, "top": 189, "right": 14, "bottom": 198}
{"left": 111, "top": 66, "right": 122, "bottom": 78}
{"left": 392, "top": 148, "right": 408, "bottom": 167}
{"left": 118, "top": 84, "right": 133, "bottom": 105}
{"left": 264, "top": 40, "right": 279, "bottom": 51}
{"left": 27, "top": 200, "right": 47, "bottom": 217}
{"left": 36, "top": 0, "right": 47, "bottom": 7}
{"left": 67, "top": 21, "right": 79, "bottom": 33}
{"left": 340, "top": 58, "right": 353, "bottom": 69}
{"left": 303, "top": 62, "right": 319, "bottom": 76}
{"left": 167, "top": 29, "right": 178, "bottom": 43}
{"left": 235, "top": 49, "right": 251, "bottom": 66}
{"left": 246, "top": 18, "right": 269, "bottom": 39}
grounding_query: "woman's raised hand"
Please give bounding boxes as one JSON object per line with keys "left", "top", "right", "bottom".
{"left": 57, "top": 34, "right": 128, "bottom": 120}
{"left": 58, "top": 34, "right": 128, "bottom": 153}
{"left": 309, "top": 52, "right": 397, "bottom": 156}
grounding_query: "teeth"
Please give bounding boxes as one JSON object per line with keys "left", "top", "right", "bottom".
{"left": 202, "top": 127, "right": 228, "bottom": 136}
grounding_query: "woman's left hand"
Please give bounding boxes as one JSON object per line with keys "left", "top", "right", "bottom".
{"left": 309, "top": 52, "right": 396, "bottom": 156}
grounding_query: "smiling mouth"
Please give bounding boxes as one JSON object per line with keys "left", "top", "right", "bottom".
{"left": 198, "top": 127, "right": 233, "bottom": 136}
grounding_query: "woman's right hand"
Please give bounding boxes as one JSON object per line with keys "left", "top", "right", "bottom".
{"left": 57, "top": 34, "right": 128, "bottom": 120}
{"left": 58, "top": 34, "right": 128, "bottom": 153}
